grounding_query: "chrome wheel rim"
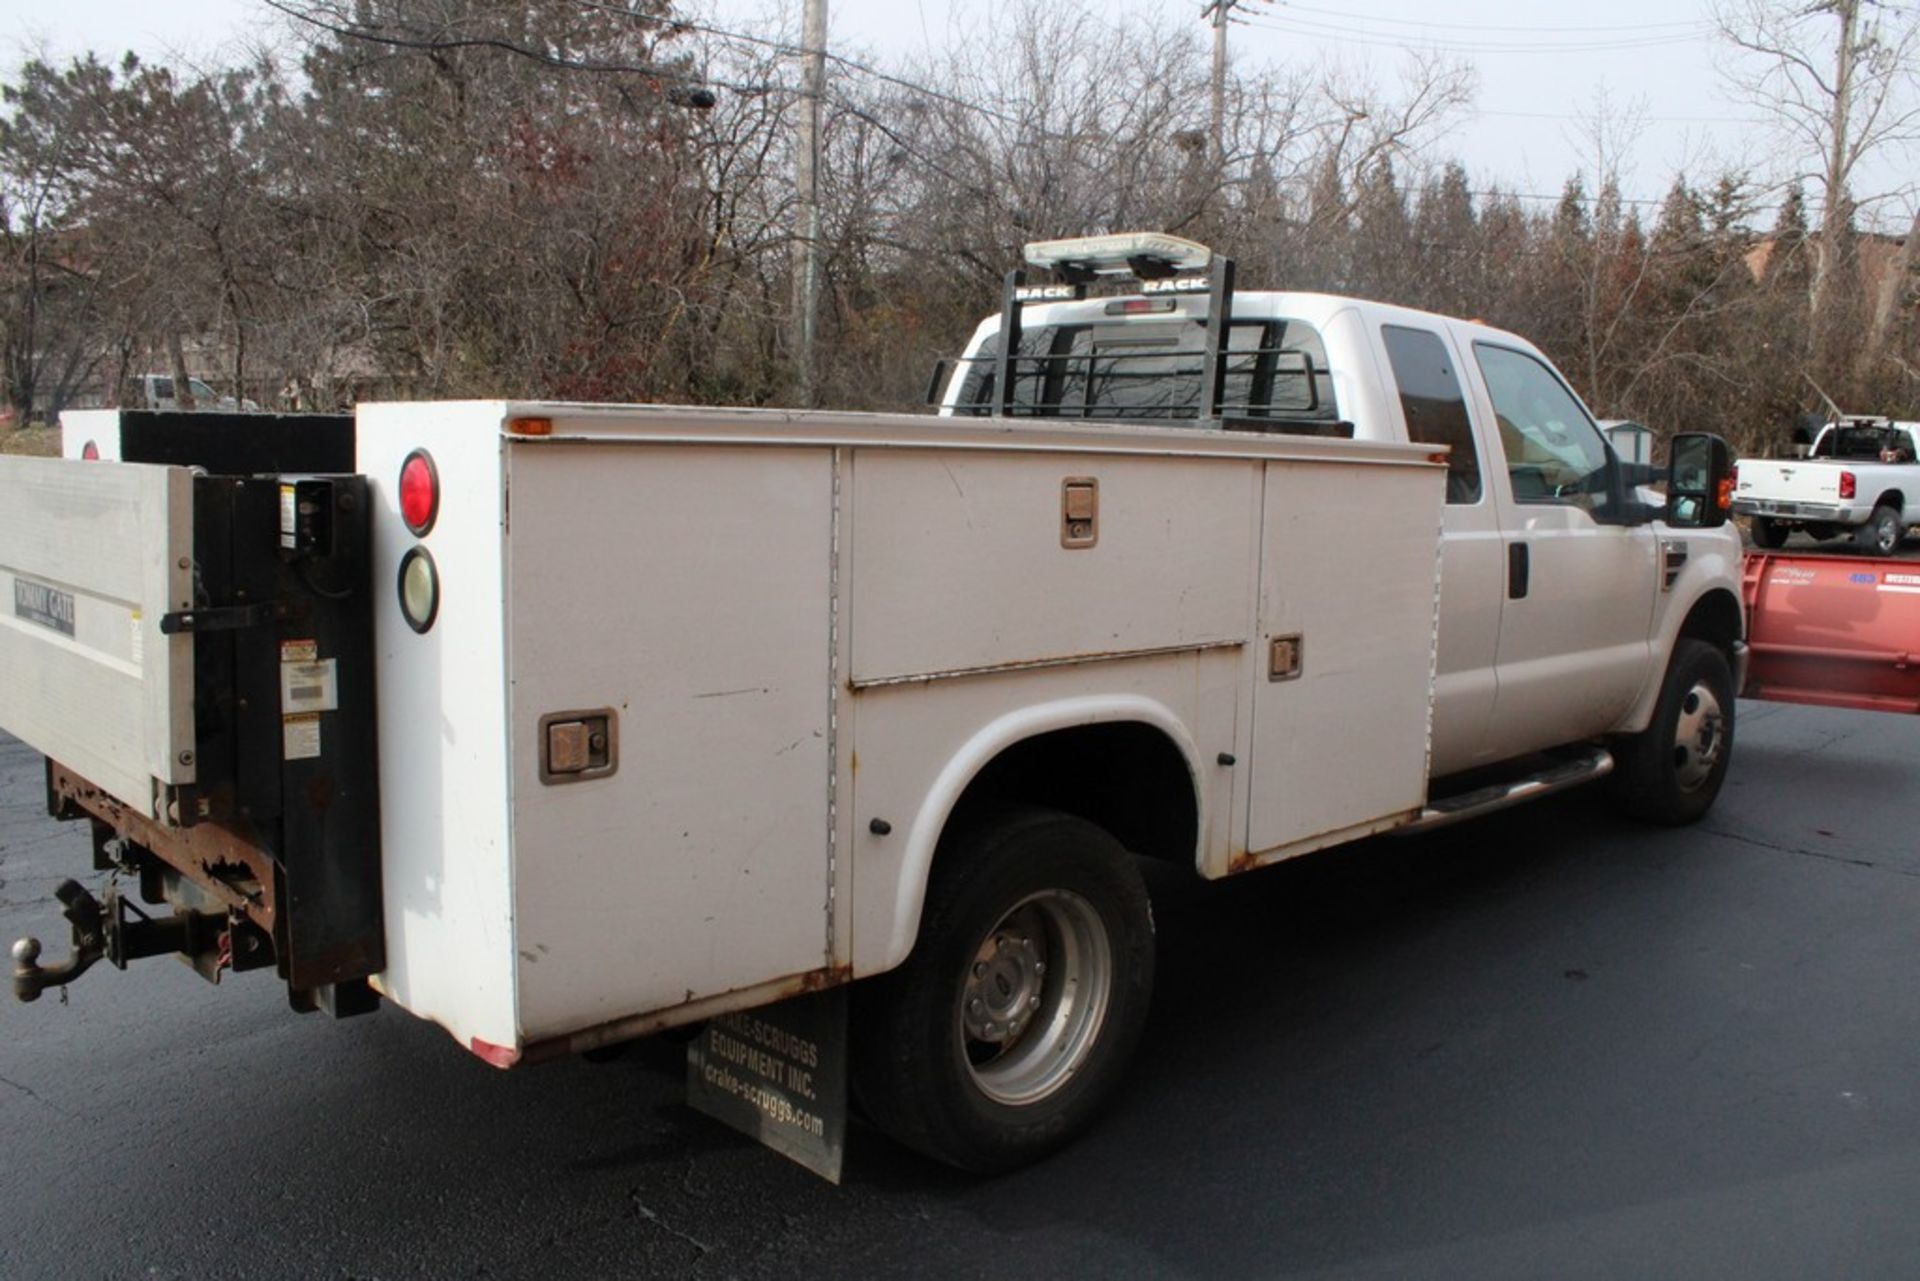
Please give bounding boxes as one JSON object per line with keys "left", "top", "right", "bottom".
{"left": 1877, "top": 519, "right": 1900, "bottom": 555}
{"left": 959, "top": 889, "right": 1112, "bottom": 1106}
{"left": 1672, "top": 680, "right": 1727, "bottom": 791}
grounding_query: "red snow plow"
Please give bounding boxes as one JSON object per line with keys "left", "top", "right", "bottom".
{"left": 1742, "top": 552, "right": 1920, "bottom": 715}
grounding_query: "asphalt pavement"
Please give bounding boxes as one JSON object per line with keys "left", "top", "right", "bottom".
{"left": 2, "top": 699, "right": 1918, "bottom": 1280}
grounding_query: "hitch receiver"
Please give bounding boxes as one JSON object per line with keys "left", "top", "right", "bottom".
{"left": 11, "top": 879, "right": 232, "bottom": 1002}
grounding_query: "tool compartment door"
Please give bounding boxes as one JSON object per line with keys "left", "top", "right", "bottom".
{"left": 504, "top": 441, "right": 834, "bottom": 1039}
{"left": 0, "top": 456, "right": 195, "bottom": 817}
{"left": 1246, "top": 457, "right": 1445, "bottom": 857}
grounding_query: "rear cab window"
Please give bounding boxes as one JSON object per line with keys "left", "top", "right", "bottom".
{"left": 1815, "top": 424, "right": 1915, "bottom": 460}
{"left": 1381, "top": 325, "right": 1481, "bottom": 503}
{"left": 952, "top": 318, "right": 1339, "bottom": 424}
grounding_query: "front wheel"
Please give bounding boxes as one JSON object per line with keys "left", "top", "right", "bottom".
{"left": 1749, "top": 516, "right": 1789, "bottom": 549}
{"left": 851, "top": 808, "right": 1156, "bottom": 1173}
{"left": 1609, "top": 639, "right": 1735, "bottom": 826}
{"left": 1855, "top": 504, "right": 1904, "bottom": 557}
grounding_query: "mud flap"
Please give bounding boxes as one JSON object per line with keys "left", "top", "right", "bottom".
{"left": 686, "top": 986, "right": 848, "bottom": 1183}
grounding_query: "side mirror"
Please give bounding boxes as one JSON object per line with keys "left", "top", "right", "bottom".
{"left": 924, "top": 358, "right": 955, "bottom": 407}
{"left": 1665, "top": 432, "right": 1733, "bottom": 529}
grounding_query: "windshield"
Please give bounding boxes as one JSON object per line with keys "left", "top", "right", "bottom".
{"left": 950, "top": 318, "right": 1338, "bottom": 423}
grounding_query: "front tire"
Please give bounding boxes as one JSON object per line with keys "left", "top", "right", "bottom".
{"left": 1610, "top": 639, "right": 1735, "bottom": 826}
{"left": 851, "top": 808, "right": 1156, "bottom": 1173}
{"left": 1855, "top": 504, "right": 1904, "bottom": 557}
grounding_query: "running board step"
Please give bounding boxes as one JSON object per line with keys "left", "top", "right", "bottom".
{"left": 1399, "top": 747, "right": 1614, "bottom": 836}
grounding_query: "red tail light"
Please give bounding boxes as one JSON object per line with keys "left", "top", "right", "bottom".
{"left": 1840, "top": 470, "right": 1857, "bottom": 500}
{"left": 399, "top": 449, "right": 439, "bottom": 535}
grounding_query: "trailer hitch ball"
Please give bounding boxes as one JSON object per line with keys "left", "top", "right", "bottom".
{"left": 10, "top": 879, "right": 107, "bottom": 1003}
{"left": 12, "top": 937, "right": 46, "bottom": 1002}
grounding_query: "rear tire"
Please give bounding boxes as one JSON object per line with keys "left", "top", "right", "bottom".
{"left": 1855, "top": 504, "right": 1903, "bottom": 557}
{"left": 1610, "top": 639, "right": 1735, "bottom": 826}
{"left": 1749, "top": 516, "right": 1788, "bottom": 549}
{"left": 851, "top": 808, "right": 1156, "bottom": 1173}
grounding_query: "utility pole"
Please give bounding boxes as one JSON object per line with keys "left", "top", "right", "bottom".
{"left": 1810, "top": 0, "right": 1859, "bottom": 342}
{"left": 1202, "top": 0, "right": 1238, "bottom": 168}
{"left": 793, "top": 0, "right": 828, "bottom": 406}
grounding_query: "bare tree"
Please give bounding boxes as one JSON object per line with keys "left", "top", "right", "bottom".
{"left": 0, "top": 65, "right": 99, "bottom": 421}
{"left": 1716, "top": 0, "right": 1920, "bottom": 363}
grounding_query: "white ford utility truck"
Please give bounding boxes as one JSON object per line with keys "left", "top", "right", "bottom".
{"left": 1734, "top": 417, "right": 1918, "bottom": 556}
{"left": 4, "top": 234, "right": 1744, "bottom": 1178}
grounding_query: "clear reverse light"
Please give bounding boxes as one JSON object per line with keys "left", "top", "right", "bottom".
{"left": 399, "top": 547, "right": 439, "bottom": 633}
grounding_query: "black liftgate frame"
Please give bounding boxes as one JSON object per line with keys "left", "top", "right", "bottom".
{"left": 30, "top": 412, "right": 384, "bottom": 1017}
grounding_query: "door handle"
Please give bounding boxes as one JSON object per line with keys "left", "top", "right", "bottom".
{"left": 1508, "top": 543, "right": 1530, "bottom": 599}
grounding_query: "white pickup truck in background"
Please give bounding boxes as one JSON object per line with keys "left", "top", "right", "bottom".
{"left": 3, "top": 234, "right": 1745, "bottom": 1178}
{"left": 1734, "top": 418, "right": 1918, "bottom": 556}
{"left": 131, "top": 373, "right": 260, "bottom": 413}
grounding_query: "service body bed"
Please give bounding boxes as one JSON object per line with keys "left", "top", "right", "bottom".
{"left": 3, "top": 403, "right": 1445, "bottom": 1062}
{"left": 354, "top": 403, "right": 1445, "bottom": 1061}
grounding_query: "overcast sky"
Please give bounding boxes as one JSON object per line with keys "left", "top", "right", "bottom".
{"left": 5, "top": 0, "right": 1912, "bottom": 230}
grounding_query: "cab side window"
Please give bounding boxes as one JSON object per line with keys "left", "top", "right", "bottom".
{"left": 1382, "top": 325, "right": 1481, "bottom": 503}
{"left": 1473, "top": 343, "right": 1611, "bottom": 513}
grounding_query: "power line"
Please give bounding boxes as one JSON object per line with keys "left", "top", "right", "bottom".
{"left": 263, "top": 0, "right": 785, "bottom": 96}
{"left": 1478, "top": 107, "right": 1769, "bottom": 126}
{"left": 1472, "top": 188, "right": 1786, "bottom": 216}
{"left": 1239, "top": 13, "right": 1711, "bottom": 55}
{"left": 576, "top": 0, "right": 1034, "bottom": 127}
{"left": 1270, "top": 4, "right": 1713, "bottom": 36}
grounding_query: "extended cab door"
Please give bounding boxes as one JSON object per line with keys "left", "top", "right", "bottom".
{"left": 1464, "top": 340, "right": 1657, "bottom": 758}
{"left": 1376, "top": 323, "right": 1504, "bottom": 777}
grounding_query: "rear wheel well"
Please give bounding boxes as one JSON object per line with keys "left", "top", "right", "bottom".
{"left": 944, "top": 723, "right": 1198, "bottom": 870}
{"left": 1872, "top": 490, "right": 1905, "bottom": 514}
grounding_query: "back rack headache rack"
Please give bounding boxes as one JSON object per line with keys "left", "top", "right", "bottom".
{"left": 993, "top": 233, "right": 1239, "bottom": 423}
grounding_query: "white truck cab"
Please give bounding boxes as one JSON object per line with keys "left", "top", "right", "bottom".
{"left": 939, "top": 233, "right": 1748, "bottom": 790}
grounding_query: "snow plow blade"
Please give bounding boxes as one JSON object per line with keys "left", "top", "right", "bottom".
{"left": 1741, "top": 553, "right": 1920, "bottom": 714}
